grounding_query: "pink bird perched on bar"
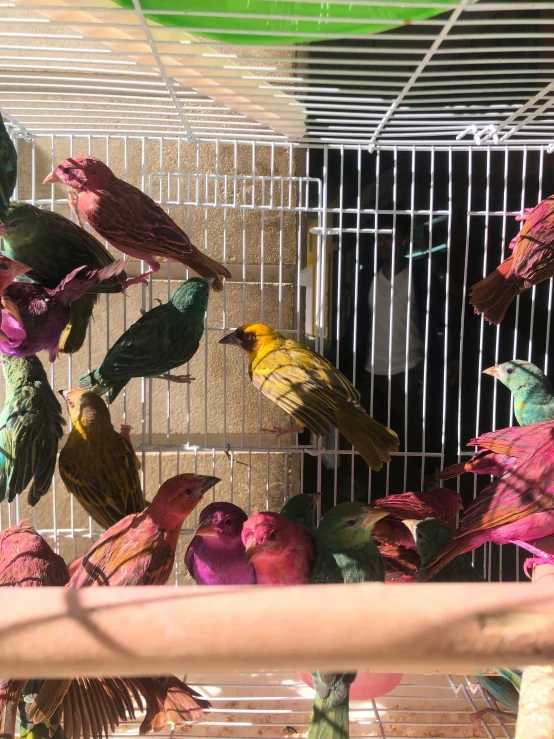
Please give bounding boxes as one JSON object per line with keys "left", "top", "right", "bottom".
{"left": 424, "top": 422, "right": 554, "bottom": 579}
{"left": 470, "top": 195, "right": 554, "bottom": 324}
{"left": 43, "top": 155, "right": 232, "bottom": 291}
{"left": 438, "top": 420, "right": 554, "bottom": 481}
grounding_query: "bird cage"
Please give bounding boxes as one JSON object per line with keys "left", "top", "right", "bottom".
{"left": 2, "top": 2, "right": 554, "bottom": 739}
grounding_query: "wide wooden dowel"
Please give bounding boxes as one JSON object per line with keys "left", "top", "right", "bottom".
{"left": 0, "top": 583, "right": 553, "bottom": 678}
{"left": 516, "top": 537, "right": 554, "bottom": 739}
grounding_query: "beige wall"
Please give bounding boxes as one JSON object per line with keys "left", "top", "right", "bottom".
{"left": 2, "top": 136, "right": 303, "bottom": 582}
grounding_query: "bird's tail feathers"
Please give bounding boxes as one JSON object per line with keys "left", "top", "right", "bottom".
{"left": 436, "top": 462, "right": 467, "bottom": 480}
{"left": 469, "top": 256, "right": 517, "bottom": 325}
{"left": 0, "top": 679, "right": 26, "bottom": 739}
{"left": 307, "top": 694, "right": 349, "bottom": 739}
{"left": 56, "top": 260, "right": 125, "bottom": 307}
{"left": 59, "top": 293, "right": 98, "bottom": 355}
{"left": 175, "top": 250, "right": 231, "bottom": 292}
{"left": 28, "top": 680, "right": 71, "bottom": 724}
{"left": 78, "top": 370, "right": 127, "bottom": 403}
{"left": 422, "top": 538, "right": 474, "bottom": 581}
{"left": 138, "top": 676, "right": 209, "bottom": 733}
{"left": 336, "top": 400, "right": 399, "bottom": 471}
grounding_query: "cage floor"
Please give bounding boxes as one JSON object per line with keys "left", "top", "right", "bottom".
{"left": 103, "top": 672, "right": 515, "bottom": 739}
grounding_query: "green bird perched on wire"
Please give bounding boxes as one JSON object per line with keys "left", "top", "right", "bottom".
{"left": 280, "top": 493, "right": 321, "bottom": 535}
{"left": 308, "top": 502, "right": 388, "bottom": 739}
{"left": 403, "top": 517, "right": 520, "bottom": 735}
{"left": 0, "top": 114, "right": 17, "bottom": 214}
{"left": 0, "top": 203, "right": 125, "bottom": 354}
{"left": 0, "top": 355, "right": 65, "bottom": 506}
{"left": 79, "top": 277, "right": 210, "bottom": 402}
{"left": 483, "top": 360, "right": 554, "bottom": 425}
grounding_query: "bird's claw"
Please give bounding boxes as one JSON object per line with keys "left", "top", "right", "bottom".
{"left": 120, "top": 276, "right": 149, "bottom": 293}
{"left": 67, "top": 189, "right": 84, "bottom": 228}
{"left": 523, "top": 556, "right": 554, "bottom": 578}
{"left": 261, "top": 424, "right": 302, "bottom": 438}
{"left": 120, "top": 424, "right": 132, "bottom": 441}
{"left": 158, "top": 373, "right": 195, "bottom": 384}
{"left": 470, "top": 708, "right": 516, "bottom": 736}
{"left": 514, "top": 207, "right": 534, "bottom": 222}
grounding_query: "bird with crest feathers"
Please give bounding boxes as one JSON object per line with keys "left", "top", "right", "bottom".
{"left": 483, "top": 359, "right": 554, "bottom": 425}
{"left": 44, "top": 155, "right": 232, "bottom": 291}
{"left": 220, "top": 323, "right": 399, "bottom": 471}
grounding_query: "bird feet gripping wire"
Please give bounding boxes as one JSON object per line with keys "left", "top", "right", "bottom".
{"left": 509, "top": 539, "right": 554, "bottom": 578}
{"left": 119, "top": 424, "right": 132, "bottom": 442}
{"left": 157, "top": 373, "right": 195, "bottom": 384}
{"left": 261, "top": 424, "right": 303, "bottom": 438}
{"left": 524, "top": 555, "right": 554, "bottom": 578}
{"left": 470, "top": 708, "right": 516, "bottom": 736}
{"left": 514, "top": 207, "right": 535, "bottom": 223}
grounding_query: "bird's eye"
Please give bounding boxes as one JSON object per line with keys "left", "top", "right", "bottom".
{"left": 0, "top": 263, "right": 9, "bottom": 271}
{"left": 68, "top": 400, "right": 74, "bottom": 408}
{"left": 506, "top": 368, "right": 514, "bottom": 375}
{"left": 345, "top": 519, "right": 357, "bottom": 527}
{"left": 268, "top": 531, "right": 277, "bottom": 541}
{"left": 61, "top": 167, "right": 70, "bottom": 174}
{"left": 184, "top": 488, "right": 192, "bottom": 496}
{"left": 7, "top": 221, "right": 18, "bottom": 228}
{"left": 224, "top": 519, "right": 233, "bottom": 527}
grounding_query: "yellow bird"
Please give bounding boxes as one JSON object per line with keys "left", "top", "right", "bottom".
{"left": 58, "top": 388, "right": 145, "bottom": 529}
{"left": 220, "top": 323, "right": 399, "bottom": 471}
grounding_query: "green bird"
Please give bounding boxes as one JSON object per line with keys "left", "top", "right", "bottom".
{"left": 280, "top": 492, "right": 321, "bottom": 535}
{"left": 79, "top": 277, "right": 210, "bottom": 402}
{"left": 483, "top": 359, "right": 554, "bottom": 425}
{"left": 308, "top": 503, "right": 388, "bottom": 739}
{"left": 0, "top": 355, "right": 65, "bottom": 506}
{"left": 0, "top": 203, "right": 125, "bottom": 354}
{"left": 0, "top": 114, "right": 17, "bottom": 214}
{"left": 403, "top": 517, "right": 520, "bottom": 734}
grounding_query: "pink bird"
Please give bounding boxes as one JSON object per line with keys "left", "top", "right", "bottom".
{"left": 438, "top": 420, "right": 554, "bottom": 480}
{"left": 241, "top": 511, "right": 314, "bottom": 585}
{"left": 470, "top": 196, "right": 554, "bottom": 324}
{"left": 0, "top": 255, "right": 31, "bottom": 296}
{"left": 425, "top": 431, "right": 554, "bottom": 579}
{"left": 44, "top": 156, "right": 232, "bottom": 291}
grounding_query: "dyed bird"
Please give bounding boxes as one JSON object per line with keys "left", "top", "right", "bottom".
{"left": 0, "top": 254, "right": 30, "bottom": 294}
{"left": 79, "top": 277, "right": 209, "bottom": 402}
{"left": 0, "top": 113, "right": 17, "bottom": 214}
{"left": 69, "top": 472, "right": 219, "bottom": 587}
{"left": 44, "top": 155, "right": 232, "bottom": 290}
{"left": 470, "top": 196, "right": 554, "bottom": 324}
{"left": 58, "top": 389, "right": 144, "bottom": 530}
{"left": 220, "top": 324, "right": 399, "bottom": 471}
{"left": 241, "top": 510, "right": 314, "bottom": 585}
{"left": 185, "top": 501, "right": 255, "bottom": 585}
{"left": 403, "top": 517, "right": 519, "bottom": 735}
{"left": 483, "top": 360, "right": 554, "bottom": 425}
{"left": 307, "top": 503, "right": 388, "bottom": 739}
{"left": 0, "top": 523, "right": 69, "bottom": 739}
{"left": 0, "top": 260, "right": 124, "bottom": 362}
{"left": 0, "top": 203, "right": 126, "bottom": 353}
{"left": 280, "top": 492, "right": 321, "bottom": 535}
{"left": 438, "top": 420, "right": 554, "bottom": 481}
{"left": 0, "top": 355, "right": 65, "bottom": 506}
{"left": 423, "top": 430, "right": 554, "bottom": 578}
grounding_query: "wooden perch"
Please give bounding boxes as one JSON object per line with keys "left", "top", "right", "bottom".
{"left": 0, "top": 583, "right": 554, "bottom": 678}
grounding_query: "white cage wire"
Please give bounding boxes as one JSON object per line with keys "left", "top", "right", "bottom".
{"left": 2, "top": 1, "right": 553, "bottom": 737}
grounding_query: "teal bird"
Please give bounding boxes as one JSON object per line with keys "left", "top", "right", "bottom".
{"left": 403, "top": 517, "right": 520, "bottom": 735}
{"left": 0, "top": 114, "right": 17, "bottom": 214}
{"left": 79, "top": 277, "right": 210, "bottom": 402}
{"left": 0, "top": 355, "right": 65, "bottom": 505}
{"left": 308, "top": 503, "right": 388, "bottom": 739}
{"left": 280, "top": 493, "right": 320, "bottom": 535}
{"left": 483, "top": 360, "right": 554, "bottom": 425}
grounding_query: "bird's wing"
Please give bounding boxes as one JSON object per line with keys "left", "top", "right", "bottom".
{"left": 374, "top": 492, "right": 436, "bottom": 520}
{"left": 470, "top": 421, "right": 554, "bottom": 458}
{"left": 512, "top": 197, "right": 554, "bottom": 281}
{"left": 87, "top": 182, "right": 196, "bottom": 260}
{"left": 310, "top": 549, "right": 345, "bottom": 584}
{"left": 99, "top": 304, "right": 189, "bottom": 381}
{"left": 0, "top": 382, "right": 64, "bottom": 504}
{"left": 251, "top": 340, "right": 360, "bottom": 437}
{"left": 184, "top": 539, "right": 198, "bottom": 581}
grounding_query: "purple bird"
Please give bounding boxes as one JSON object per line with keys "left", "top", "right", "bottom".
{"left": 185, "top": 501, "right": 256, "bottom": 585}
{"left": 0, "top": 260, "right": 124, "bottom": 362}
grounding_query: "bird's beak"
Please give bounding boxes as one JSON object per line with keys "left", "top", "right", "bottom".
{"left": 219, "top": 330, "right": 241, "bottom": 347}
{"left": 244, "top": 539, "right": 261, "bottom": 564}
{"left": 361, "top": 507, "right": 390, "bottom": 529}
{"left": 58, "top": 389, "right": 68, "bottom": 400}
{"left": 194, "top": 518, "right": 219, "bottom": 538}
{"left": 10, "top": 260, "right": 31, "bottom": 278}
{"left": 483, "top": 364, "right": 501, "bottom": 379}
{"left": 402, "top": 519, "right": 418, "bottom": 541}
{"left": 196, "top": 475, "right": 221, "bottom": 499}
{"left": 42, "top": 170, "right": 59, "bottom": 186}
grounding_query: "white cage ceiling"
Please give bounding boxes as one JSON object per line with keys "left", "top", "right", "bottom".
{"left": 0, "top": 1, "right": 553, "bottom": 146}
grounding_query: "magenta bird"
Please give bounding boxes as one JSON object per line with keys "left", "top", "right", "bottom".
{"left": 438, "top": 420, "right": 554, "bottom": 480}
{"left": 44, "top": 156, "right": 232, "bottom": 291}
{"left": 185, "top": 501, "right": 255, "bottom": 585}
{"left": 0, "top": 260, "right": 124, "bottom": 362}
{"left": 241, "top": 511, "right": 314, "bottom": 585}
{"left": 425, "top": 433, "right": 554, "bottom": 578}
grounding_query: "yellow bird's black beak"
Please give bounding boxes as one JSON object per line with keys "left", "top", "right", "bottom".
{"left": 219, "top": 330, "right": 241, "bottom": 347}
